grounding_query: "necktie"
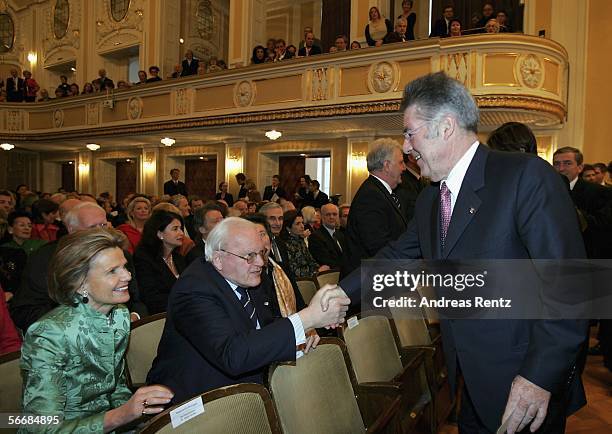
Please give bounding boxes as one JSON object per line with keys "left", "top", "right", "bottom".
{"left": 272, "top": 238, "right": 283, "bottom": 263}
{"left": 332, "top": 231, "right": 343, "bottom": 252}
{"left": 440, "top": 182, "right": 451, "bottom": 249}
{"left": 390, "top": 192, "right": 401, "bottom": 209}
{"left": 235, "top": 286, "right": 258, "bottom": 327}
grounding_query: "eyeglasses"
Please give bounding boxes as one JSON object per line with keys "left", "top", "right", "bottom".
{"left": 220, "top": 249, "right": 266, "bottom": 264}
{"left": 403, "top": 122, "right": 429, "bottom": 141}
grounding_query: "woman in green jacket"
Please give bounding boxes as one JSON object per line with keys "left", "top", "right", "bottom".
{"left": 20, "top": 228, "right": 173, "bottom": 433}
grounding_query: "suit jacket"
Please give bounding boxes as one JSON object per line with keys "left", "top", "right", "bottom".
{"left": 340, "top": 145, "right": 588, "bottom": 431}
{"left": 146, "top": 260, "right": 296, "bottom": 403}
{"left": 395, "top": 169, "right": 428, "bottom": 222}
{"left": 309, "top": 190, "right": 329, "bottom": 209}
{"left": 163, "top": 179, "right": 188, "bottom": 196}
{"left": 263, "top": 185, "right": 286, "bottom": 202}
{"left": 308, "top": 227, "right": 349, "bottom": 277}
{"left": 6, "top": 76, "right": 24, "bottom": 102}
{"left": 10, "top": 242, "right": 147, "bottom": 331}
{"left": 180, "top": 58, "right": 199, "bottom": 77}
{"left": 238, "top": 185, "right": 249, "bottom": 199}
{"left": 215, "top": 192, "right": 234, "bottom": 207}
{"left": 346, "top": 175, "right": 408, "bottom": 271}
{"left": 383, "top": 32, "right": 407, "bottom": 44}
{"left": 134, "top": 248, "right": 186, "bottom": 315}
{"left": 569, "top": 178, "right": 612, "bottom": 258}
{"left": 297, "top": 45, "right": 322, "bottom": 56}
{"left": 430, "top": 17, "right": 450, "bottom": 37}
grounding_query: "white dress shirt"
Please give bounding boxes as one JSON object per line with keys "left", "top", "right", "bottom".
{"left": 371, "top": 174, "right": 393, "bottom": 194}
{"left": 442, "top": 141, "right": 480, "bottom": 214}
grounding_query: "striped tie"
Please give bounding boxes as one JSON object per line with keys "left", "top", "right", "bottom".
{"left": 390, "top": 192, "right": 401, "bottom": 209}
{"left": 236, "top": 286, "right": 258, "bottom": 327}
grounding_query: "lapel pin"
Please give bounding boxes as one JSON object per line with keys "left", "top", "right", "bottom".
{"left": 264, "top": 302, "right": 269, "bottom": 306}
{"left": 469, "top": 207, "right": 476, "bottom": 214}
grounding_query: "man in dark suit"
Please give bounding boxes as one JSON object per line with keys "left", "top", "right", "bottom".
{"left": 395, "top": 152, "right": 428, "bottom": 222}
{"left": 263, "top": 175, "right": 286, "bottom": 202}
{"left": 235, "top": 173, "right": 249, "bottom": 199}
{"left": 146, "top": 217, "right": 349, "bottom": 403}
{"left": 297, "top": 32, "right": 322, "bottom": 56}
{"left": 430, "top": 5, "right": 454, "bottom": 37}
{"left": 333, "top": 73, "right": 588, "bottom": 433}
{"left": 346, "top": 139, "right": 408, "bottom": 271}
{"left": 180, "top": 50, "right": 199, "bottom": 77}
{"left": 308, "top": 180, "right": 329, "bottom": 209}
{"left": 6, "top": 68, "right": 24, "bottom": 102}
{"left": 309, "top": 203, "right": 349, "bottom": 277}
{"left": 163, "top": 168, "right": 188, "bottom": 196}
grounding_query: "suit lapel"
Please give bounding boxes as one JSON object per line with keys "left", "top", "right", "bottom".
{"left": 207, "top": 262, "right": 255, "bottom": 329}
{"left": 368, "top": 176, "right": 408, "bottom": 226}
{"left": 441, "top": 145, "right": 488, "bottom": 258}
{"left": 321, "top": 228, "right": 342, "bottom": 255}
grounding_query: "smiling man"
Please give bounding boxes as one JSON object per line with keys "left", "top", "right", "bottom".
{"left": 336, "top": 72, "right": 588, "bottom": 433}
{"left": 147, "top": 217, "right": 350, "bottom": 403}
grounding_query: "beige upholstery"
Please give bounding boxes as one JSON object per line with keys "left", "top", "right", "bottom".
{"left": 296, "top": 278, "right": 318, "bottom": 304}
{"left": 342, "top": 316, "right": 403, "bottom": 384}
{"left": 0, "top": 351, "right": 22, "bottom": 412}
{"left": 390, "top": 314, "right": 432, "bottom": 347}
{"left": 316, "top": 270, "right": 340, "bottom": 288}
{"left": 153, "top": 392, "right": 273, "bottom": 434}
{"left": 126, "top": 316, "right": 166, "bottom": 385}
{"left": 417, "top": 286, "right": 440, "bottom": 323}
{"left": 270, "top": 343, "right": 366, "bottom": 434}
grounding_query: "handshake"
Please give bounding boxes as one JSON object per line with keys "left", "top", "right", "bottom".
{"left": 298, "top": 284, "right": 352, "bottom": 331}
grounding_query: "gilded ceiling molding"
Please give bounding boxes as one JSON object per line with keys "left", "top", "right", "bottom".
{"left": 475, "top": 95, "right": 566, "bottom": 121}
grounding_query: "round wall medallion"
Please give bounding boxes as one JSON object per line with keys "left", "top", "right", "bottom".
{"left": 517, "top": 54, "right": 543, "bottom": 89}
{"left": 368, "top": 61, "right": 399, "bottom": 94}
{"left": 233, "top": 80, "right": 256, "bottom": 107}
{"left": 127, "top": 96, "right": 143, "bottom": 120}
{"left": 53, "top": 109, "right": 64, "bottom": 128}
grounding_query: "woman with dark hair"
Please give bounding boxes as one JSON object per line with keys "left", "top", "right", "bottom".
{"left": 475, "top": 2, "right": 496, "bottom": 30}
{"left": 134, "top": 210, "right": 187, "bottom": 314}
{"left": 350, "top": 40, "right": 362, "bottom": 49}
{"left": 251, "top": 45, "right": 266, "bottom": 64}
{"left": 365, "top": 6, "right": 393, "bottom": 47}
{"left": 15, "top": 184, "right": 28, "bottom": 210}
{"left": 69, "top": 83, "right": 79, "bottom": 97}
{"left": 280, "top": 210, "right": 328, "bottom": 278}
{"left": 215, "top": 181, "right": 234, "bottom": 207}
{"left": 135, "top": 70, "right": 147, "bottom": 85}
{"left": 20, "top": 228, "right": 173, "bottom": 432}
{"left": 398, "top": 0, "right": 416, "bottom": 40}
{"left": 1, "top": 210, "right": 47, "bottom": 256}
{"left": 449, "top": 18, "right": 462, "bottom": 37}
{"left": 82, "top": 82, "right": 95, "bottom": 94}
{"left": 30, "top": 198, "right": 60, "bottom": 241}
{"left": 487, "top": 122, "right": 538, "bottom": 155}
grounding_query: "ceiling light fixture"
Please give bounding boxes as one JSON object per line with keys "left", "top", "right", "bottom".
{"left": 265, "top": 130, "right": 282, "bottom": 140}
{"left": 0, "top": 143, "right": 15, "bottom": 151}
{"left": 179, "top": 38, "right": 185, "bottom": 44}
{"left": 86, "top": 143, "right": 100, "bottom": 151}
{"left": 161, "top": 137, "right": 176, "bottom": 147}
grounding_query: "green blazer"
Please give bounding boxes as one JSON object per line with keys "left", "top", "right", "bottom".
{"left": 20, "top": 302, "right": 131, "bottom": 433}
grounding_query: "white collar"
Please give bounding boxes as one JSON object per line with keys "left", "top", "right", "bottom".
{"left": 441, "top": 141, "right": 479, "bottom": 199}
{"left": 371, "top": 174, "right": 393, "bottom": 194}
{"left": 569, "top": 176, "right": 578, "bottom": 190}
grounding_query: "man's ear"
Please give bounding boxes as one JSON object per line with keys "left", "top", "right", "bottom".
{"left": 211, "top": 252, "right": 223, "bottom": 270}
{"left": 441, "top": 115, "right": 456, "bottom": 140}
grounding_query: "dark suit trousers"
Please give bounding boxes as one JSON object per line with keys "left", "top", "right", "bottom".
{"left": 459, "top": 382, "right": 568, "bottom": 434}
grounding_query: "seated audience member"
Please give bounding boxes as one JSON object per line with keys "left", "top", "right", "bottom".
{"left": 334, "top": 35, "right": 348, "bottom": 51}
{"left": 496, "top": 10, "right": 511, "bottom": 32}
{"left": 168, "top": 64, "right": 181, "bottom": 79}
{"left": 184, "top": 196, "right": 204, "bottom": 239}
{"left": 308, "top": 179, "right": 329, "bottom": 209}
{"left": 279, "top": 197, "right": 296, "bottom": 213}
{"left": 280, "top": 210, "right": 328, "bottom": 278}
{"left": 207, "top": 57, "right": 222, "bottom": 73}
{"left": 135, "top": 70, "right": 147, "bottom": 85}
{"left": 430, "top": 5, "right": 454, "bottom": 37}
{"left": 37, "top": 89, "right": 51, "bottom": 101}
{"left": 247, "top": 202, "right": 258, "bottom": 214}
{"left": 82, "top": 82, "right": 95, "bottom": 94}
{"left": 487, "top": 121, "right": 538, "bottom": 154}
{"left": 117, "top": 196, "right": 151, "bottom": 254}
{"left": 260, "top": 202, "right": 290, "bottom": 266}
{"left": 170, "top": 195, "right": 191, "bottom": 233}
{"left": 233, "top": 199, "right": 249, "bottom": 216}
{"left": 116, "top": 80, "right": 131, "bottom": 89}
{"left": 298, "top": 26, "right": 323, "bottom": 52}
{"left": 20, "top": 228, "right": 173, "bottom": 432}
{"left": 338, "top": 204, "right": 350, "bottom": 230}
{"left": 308, "top": 203, "right": 349, "bottom": 277}
{"left": 263, "top": 175, "right": 286, "bottom": 202}
{"left": 274, "top": 39, "right": 292, "bottom": 62}
{"left": 10, "top": 203, "right": 147, "bottom": 331}
{"left": 301, "top": 206, "right": 318, "bottom": 232}
{"left": 365, "top": 6, "right": 393, "bottom": 47}
{"left": 251, "top": 45, "right": 266, "bottom": 64}
{"left": 0, "top": 285, "right": 21, "bottom": 354}
{"left": 476, "top": 2, "right": 496, "bottom": 30}
{"left": 398, "top": 0, "right": 416, "bottom": 40}
{"left": 134, "top": 210, "right": 187, "bottom": 315}
{"left": 181, "top": 50, "right": 199, "bottom": 77}
{"left": 485, "top": 18, "right": 500, "bottom": 33}
{"left": 146, "top": 66, "right": 162, "bottom": 82}
{"left": 384, "top": 17, "right": 409, "bottom": 43}
{"left": 56, "top": 75, "right": 70, "bottom": 97}
{"left": 69, "top": 83, "right": 80, "bottom": 97}
{"left": 449, "top": 18, "right": 462, "bottom": 37}
{"left": 146, "top": 218, "right": 349, "bottom": 402}
{"left": 2, "top": 211, "right": 46, "bottom": 256}
{"left": 215, "top": 181, "right": 234, "bottom": 207}
{"left": 286, "top": 45, "right": 297, "bottom": 57}
{"left": 298, "top": 32, "right": 322, "bottom": 57}
{"left": 593, "top": 162, "right": 608, "bottom": 186}
{"left": 151, "top": 202, "right": 195, "bottom": 256}
{"left": 350, "top": 40, "right": 362, "bottom": 49}
{"left": 187, "top": 202, "right": 224, "bottom": 263}
{"left": 30, "top": 199, "right": 59, "bottom": 241}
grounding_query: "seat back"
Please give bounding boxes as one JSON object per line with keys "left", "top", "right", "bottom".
{"left": 389, "top": 304, "right": 432, "bottom": 347}
{"left": 0, "top": 351, "right": 22, "bottom": 412}
{"left": 270, "top": 338, "right": 366, "bottom": 434}
{"left": 295, "top": 278, "right": 318, "bottom": 304}
{"left": 126, "top": 313, "right": 166, "bottom": 386}
{"left": 140, "top": 383, "right": 281, "bottom": 434}
{"left": 342, "top": 316, "right": 403, "bottom": 383}
{"left": 316, "top": 270, "right": 340, "bottom": 288}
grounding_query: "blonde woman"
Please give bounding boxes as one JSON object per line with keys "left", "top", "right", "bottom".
{"left": 365, "top": 6, "right": 393, "bottom": 47}
{"left": 117, "top": 196, "right": 151, "bottom": 254}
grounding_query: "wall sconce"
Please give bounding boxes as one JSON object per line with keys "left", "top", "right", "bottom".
{"left": 227, "top": 151, "right": 242, "bottom": 172}
{"left": 144, "top": 156, "right": 155, "bottom": 171}
{"left": 78, "top": 162, "right": 89, "bottom": 173}
{"left": 351, "top": 151, "right": 367, "bottom": 171}
{"left": 27, "top": 52, "right": 37, "bottom": 64}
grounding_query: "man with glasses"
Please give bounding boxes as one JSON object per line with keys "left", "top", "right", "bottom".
{"left": 274, "top": 39, "right": 292, "bottom": 61}
{"left": 345, "top": 138, "right": 408, "bottom": 272}
{"left": 334, "top": 72, "right": 588, "bottom": 433}
{"left": 10, "top": 202, "right": 147, "bottom": 331}
{"left": 147, "top": 217, "right": 349, "bottom": 403}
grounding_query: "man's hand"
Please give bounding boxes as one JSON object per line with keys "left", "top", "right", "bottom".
{"left": 298, "top": 286, "right": 350, "bottom": 330}
{"left": 303, "top": 330, "right": 320, "bottom": 354}
{"left": 501, "top": 375, "right": 551, "bottom": 433}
